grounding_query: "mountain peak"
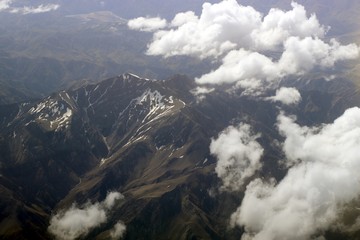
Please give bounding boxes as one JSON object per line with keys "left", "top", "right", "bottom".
{"left": 121, "top": 72, "right": 150, "bottom": 81}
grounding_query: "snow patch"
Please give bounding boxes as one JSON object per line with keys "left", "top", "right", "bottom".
{"left": 128, "top": 73, "right": 141, "bottom": 79}
{"left": 28, "top": 98, "right": 74, "bottom": 131}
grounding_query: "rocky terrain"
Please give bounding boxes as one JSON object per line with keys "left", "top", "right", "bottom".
{"left": 0, "top": 72, "right": 359, "bottom": 239}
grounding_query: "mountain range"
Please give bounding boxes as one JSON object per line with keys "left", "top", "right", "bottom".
{"left": 0, "top": 72, "right": 359, "bottom": 239}
{"left": 0, "top": 0, "right": 359, "bottom": 104}
{"left": 1, "top": 0, "right": 360, "bottom": 239}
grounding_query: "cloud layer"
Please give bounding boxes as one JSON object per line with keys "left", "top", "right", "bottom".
{"left": 145, "top": 1, "right": 327, "bottom": 59}
{"left": 48, "top": 192, "right": 124, "bottom": 240}
{"left": 232, "top": 107, "right": 360, "bottom": 240}
{"left": 195, "top": 37, "right": 359, "bottom": 93}
{"left": 210, "top": 124, "right": 264, "bottom": 191}
{"left": 130, "top": 0, "right": 359, "bottom": 95}
{"left": 0, "top": 0, "right": 59, "bottom": 14}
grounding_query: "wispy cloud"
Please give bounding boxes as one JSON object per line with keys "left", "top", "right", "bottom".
{"left": 10, "top": 4, "right": 59, "bottom": 14}
{"left": 233, "top": 107, "right": 360, "bottom": 240}
{"left": 48, "top": 192, "right": 125, "bottom": 240}
{"left": 110, "top": 221, "right": 126, "bottom": 240}
{"left": 211, "top": 124, "right": 263, "bottom": 191}
{"left": 0, "top": 0, "right": 11, "bottom": 11}
{"left": 0, "top": 0, "right": 59, "bottom": 14}
{"left": 190, "top": 86, "right": 215, "bottom": 102}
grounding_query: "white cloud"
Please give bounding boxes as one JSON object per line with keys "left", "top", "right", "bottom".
{"left": 195, "top": 49, "right": 279, "bottom": 92}
{"left": 279, "top": 37, "right": 359, "bottom": 76}
{"left": 0, "top": 1, "right": 59, "bottom": 14}
{"left": 128, "top": 17, "right": 167, "bottom": 32}
{"left": 170, "top": 11, "right": 198, "bottom": 27}
{"left": 48, "top": 202, "right": 107, "bottom": 240}
{"left": 48, "top": 192, "right": 124, "bottom": 240}
{"left": 266, "top": 87, "right": 301, "bottom": 105}
{"left": 195, "top": 37, "right": 359, "bottom": 92}
{"left": 136, "top": 1, "right": 359, "bottom": 95}
{"left": 103, "top": 191, "right": 123, "bottom": 209}
{"left": 145, "top": 1, "right": 326, "bottom": 59}
{"left": 146, "top": 0, "right": 261, "bottom": 58}
{"left": 211, "top": 124, "right": 264, "bottom": 191}
{"left": 0, "top": 0, "right": 11, "bottom": 11}
{"left": 10, "top": 4, "right": 59, "bottom": 14}
{"left": 190, "top": 86, "right": 215, "bottom": 102}
{"left": 251, "top": 2, "right": 326, "bottom": 50}
{"left": 232, "top": 107, "right": 360, "bottom": 240}
{"left": 110, "top": 221, "right": 126, "bottom": 240}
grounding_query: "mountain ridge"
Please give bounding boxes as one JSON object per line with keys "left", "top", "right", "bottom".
{"left": 0, "top": 72, "right": 360, "bottom": 239}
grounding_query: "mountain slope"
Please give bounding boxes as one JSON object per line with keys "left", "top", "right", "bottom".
{"left": 0, "top": 73, "right": 359, "bottom": 239}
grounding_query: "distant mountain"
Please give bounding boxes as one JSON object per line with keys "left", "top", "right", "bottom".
{"left": 0, "top": 72, "right": 359, "bottom": 239}
{"left": 48, "top": 0, "right": 360, "bottom": 35}
{"left": 0, "top": 9, "right": 212, "bottom": 104}
{"left": 0, "top": 0, "right": 358, "bottom": 104}
{"left": 0, "top": 2, "right": 359, "bottom": 239}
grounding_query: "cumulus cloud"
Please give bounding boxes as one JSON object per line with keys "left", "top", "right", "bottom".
{"left": 48, "top": 192, "right": 124, "bottom": 240}
{"left": 134, "top": 0, "right": 359, "bottom": 95}
{"left": 195, "top": 49, "right": 279, "bottom": 94}
{"left": 146, "top": 0, "right": 260, "bottom": 58}
{"left": 278, "top": 37, "right": 359, "bottom": 76}
{"left": 145, "top": 1, "right": 326, "bottom": 59}
{"left": 170, "top": 11, "right": 198, "bottom": 27}
{"left": 232, "top": 107, "right": 360, "bottom": 240}
{"left": 210, "top": 124, "right": 264, "bottom": 191}
{"left": 250, "top": 2, "right": 326, "bottom": 50}
{"left": 128, "top": 16, "right": 167, "bottom": 32}
{"left": 0, "top": 0, "right": 59, "bottom": 14}
{"left": 266, "top": 87, "right": 301, "bottom": 105}
{"left": 195, "top": 37, "right": 359, "bottom": 92}
{"left": 110, "top": 221, "right": 126, "bottom": 239}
